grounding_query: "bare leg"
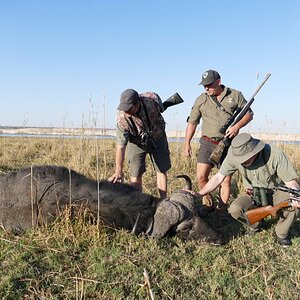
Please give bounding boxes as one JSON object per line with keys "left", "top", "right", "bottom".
{"left": 219, "top": 175, "right": 231, "bottom": 207}
{"left": 157, "top": 171, "right": 167, "bottom": 199}
{"left": 130, "top": 176, "right": 143, "bottom": 191}
{"left": 196, "top": 162, "right": 212, "bottom": 188}
{"left": 197, "top": 163, "right": 214, "bottom": 207}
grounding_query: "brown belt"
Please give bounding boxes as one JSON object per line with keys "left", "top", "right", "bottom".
{"left": 202, "top": 135, "right": 220, "bottom": 145}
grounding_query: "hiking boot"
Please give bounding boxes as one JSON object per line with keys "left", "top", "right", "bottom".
{"left": 245, "top": 226, "right": 260, "bottom": 236}
{"left": 273, "top": 229, "right": 292, "bottom": 247}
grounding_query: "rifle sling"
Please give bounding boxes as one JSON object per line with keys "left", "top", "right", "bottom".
{"left": 243, "top": 146, "right": 276, "bottom": 206}
{"left": 125, "top": 100, "right": 153, "bottom": 138}
{"left": 208, "top": 95, "right": 233, "bottom": 117}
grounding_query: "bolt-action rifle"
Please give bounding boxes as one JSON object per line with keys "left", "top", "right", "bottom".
{"left": 245, "top": 186, "right": 300, "bottom": 225}
{"left": 208, "top": 73, "right": 271, "bottom": 166}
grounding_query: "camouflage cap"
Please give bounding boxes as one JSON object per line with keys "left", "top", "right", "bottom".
{"left": 118, "top": 89, "right": 139, "bottom": 111}
{"left": 227, "top": 133, "right": 265, "bottom": 164}
{"left": 199, "top": 70, "right": 221, "bottom": 86}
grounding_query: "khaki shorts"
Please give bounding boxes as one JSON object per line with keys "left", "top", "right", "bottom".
{"left": 127, "top": 133, "right": 171, "bottom": 177}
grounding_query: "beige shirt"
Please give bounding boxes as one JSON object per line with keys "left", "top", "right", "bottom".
{"left": 219, "top": 144, "right": 299, "bottom": 189}
{"left": 188, "top": 86, "right": 250, "bottom": 138}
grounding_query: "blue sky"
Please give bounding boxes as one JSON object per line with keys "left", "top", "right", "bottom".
{"left": 1, "top": 0, "right": 299, "bottom": 134}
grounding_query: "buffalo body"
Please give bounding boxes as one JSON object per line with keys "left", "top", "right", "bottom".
{"left": 0, "top": 165, "right": 224, "bottom": 244}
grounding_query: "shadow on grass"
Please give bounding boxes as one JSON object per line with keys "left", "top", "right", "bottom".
{"left": 204, "top": 211, "right": 242, "bottom": 243}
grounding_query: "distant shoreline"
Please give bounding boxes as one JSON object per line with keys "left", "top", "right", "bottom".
{"left": 0, "top": 126, "right": 300, "bottom": 142}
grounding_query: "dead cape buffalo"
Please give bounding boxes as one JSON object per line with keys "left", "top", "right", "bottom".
{"left": 0, "top": 165, "right": 224, "bottom": 245}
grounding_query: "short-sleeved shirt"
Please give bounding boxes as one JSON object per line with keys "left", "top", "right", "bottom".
{"left": 219, "top": 144, "right": 298, "bottom": 189}
{"left": 188, "top": 86, "right": 251, "bottom": 139}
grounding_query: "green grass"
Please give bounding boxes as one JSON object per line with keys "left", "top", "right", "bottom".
{"left": 0, "top": 136, "right": 300, "bottom": 299}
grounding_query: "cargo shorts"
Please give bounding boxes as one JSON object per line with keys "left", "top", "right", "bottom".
{"left": 197, "top": 136, "right": 228, "bottom": 167}
{"left": 127, "top": 133, "right": 171, "bottom": 177}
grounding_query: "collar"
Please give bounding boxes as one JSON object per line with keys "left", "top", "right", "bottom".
{"left": 218, "top": 85, "right": 229, "bottom": 102}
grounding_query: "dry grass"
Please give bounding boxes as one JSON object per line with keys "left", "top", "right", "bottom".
{"left": 0, "top": 136, "right": 300, "bottom": 299}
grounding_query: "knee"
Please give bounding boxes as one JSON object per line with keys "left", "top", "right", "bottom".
{"left": 197, "top": 173, "right": 208, "bottom": 184}
{"left": 130, "top": 177, "right": 142, "bottom": 191}
{"left": 228, "top": 203, "right": 243, "bottom": 220}
{"left": 221, "top": 176, "right": 231, "bottom": 187}
{"left": 284, "top": 207, "right": 299, "bottom": 219}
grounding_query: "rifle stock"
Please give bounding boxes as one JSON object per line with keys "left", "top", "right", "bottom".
{"left": 162, "top": 92, "right": 184, "bottom": 111}
{"left": 245, "top": 201, "right": 290, "bottom": 225}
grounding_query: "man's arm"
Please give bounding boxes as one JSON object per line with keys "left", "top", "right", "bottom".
{"left": 284, "top": 179, "right": 300, "bottom": 208}
{"left": 225, "top": 111, "right": 253, "bottom": 138}
{"left": 108, "top": 145, "right": 126, "bottom": 183}
{"left": 108, "top": 125, "right": 127, "bottom": 183}
{"left": 199, "top": 172, "right": 226, "bottom": 196}
{"left": 184, "top": 123, "right": 197, "bottom": 157}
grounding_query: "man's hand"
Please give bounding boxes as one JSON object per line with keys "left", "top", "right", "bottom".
{"left": 182, "top": 188, "right": 202, "bottom": 198}
{"left": 225, "top": 124, "right": 239, "bottom": 139}
{"left": 108, "top": 172, "right": 124, "bottom": 183}
{"left": 183, "top": 144, "right": 192, "bottom": 157}
{"left": 291, "top": 197, "right": 300, "bottom": 209}
{"left": 284, "top": 180, "right": 300, "bottom": 208}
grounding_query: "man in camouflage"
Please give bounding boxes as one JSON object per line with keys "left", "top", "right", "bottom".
{"left": 184, "top": 70, "right": 253, "bottom": 211}
{"left": 108, "top": 89, "right": 171, "bottom": 199}
{"left": 199, "top": 133, "right": 300, "bottom": 247}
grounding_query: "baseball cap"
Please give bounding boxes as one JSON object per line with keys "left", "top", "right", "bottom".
{"left": 199, "top": 70, "right": 221, "bottom": 86}
{"left": 117, "top": 89, "right": 140, "bottom": 111}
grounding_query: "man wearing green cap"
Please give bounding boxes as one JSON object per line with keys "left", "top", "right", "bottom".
{"left": 108, "top": 89, "right": 171, "bottom": 199}
{"left": 184, "top": 70, "right": 253, "bottom": 211}
{"left": 198, "top": 132, "right": 300, "bottom": 247}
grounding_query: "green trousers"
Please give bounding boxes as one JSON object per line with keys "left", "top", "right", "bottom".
{"left": 228, "top": 190, "right": 299, "bottom": 238}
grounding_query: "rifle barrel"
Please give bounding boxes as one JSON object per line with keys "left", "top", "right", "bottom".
{"left": 274, "top": 186, "right": 300, "bottom": 197}
{"left": 231, "top": 73, "right": 271, "bottom": 127}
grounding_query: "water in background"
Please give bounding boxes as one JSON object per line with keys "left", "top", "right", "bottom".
{"left": 1, "top": 133, "right": 300, "bottom": 145}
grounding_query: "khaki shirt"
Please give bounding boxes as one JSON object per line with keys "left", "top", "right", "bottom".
{"left": 219, "top": 144, "right": 298, "bottom": 189}
{"left": 188, "top": 86, "right": 251, "bottom": 138}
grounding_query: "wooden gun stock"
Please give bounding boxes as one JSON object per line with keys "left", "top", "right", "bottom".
{"left": 245, "top": 201, "right": 290, "bottom": 225}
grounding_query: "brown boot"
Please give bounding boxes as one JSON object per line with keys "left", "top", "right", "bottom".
{"left": 202, "top": 194, "right": 214, "bottom": 208}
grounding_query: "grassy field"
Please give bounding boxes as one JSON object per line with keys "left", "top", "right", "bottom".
{"left": 0, "top": 136, "right": 300, "bottom": 299}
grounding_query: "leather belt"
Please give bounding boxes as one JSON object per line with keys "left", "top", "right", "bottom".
{"left": 202, "top": 135, "right": 220, "bottom": 145}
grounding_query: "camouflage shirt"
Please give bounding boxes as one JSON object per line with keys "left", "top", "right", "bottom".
{"left": 187, "top": 86, "right": 252, "bottom": 139}
{"left": 116, "top": 92, "right": 166, "bottom": 147}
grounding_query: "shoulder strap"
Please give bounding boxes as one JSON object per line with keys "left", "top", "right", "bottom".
{"left": 261, "top": 145, "right": 277, "bottom": 188}
{"left": 243, "top": 145, "right": 274, "bottom": 188}
{"left": 124, "top": 100, "right": 152, "bottom": 136}
{"left": 140, "top": 100, "right": 153, "bottom": 133}
{"left": 208, "top": 95, "right": 232, "bottom": 116}
{"left": 126, "top": 116, "right": 139, "bottom": 136}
